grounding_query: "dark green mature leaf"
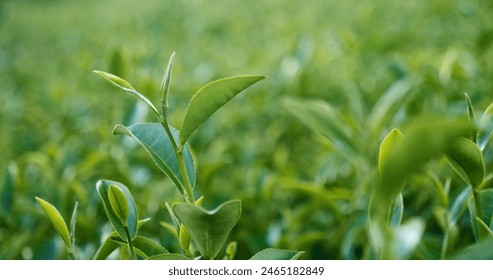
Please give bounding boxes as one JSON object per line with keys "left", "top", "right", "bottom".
{"left": 282, "top": 98, "right": 359, "bottom": 160}
{"left": 250, "top": 248, "right": 304, "bottom": 260}
{"left": 173, "top": 200, "right": 241, "bottom": 259}
{"left": 452, "top": 240, "right": 493, "bottom": 260}
{"left": 113, "top": 123, "right": 195, "bottom": 194}
{"left": 477, "top": 218, "right": 493, "bottom": 240}
{"left": 110, "top": 236, "right": 169, "bottom": 259}
{"left": 445, "top": 137, "right": 484, "bottom": 188}
{"left": 35, "top": 197, "right": 71, "bottom": 251}
{"left": 96, "top": 180, "right": 138, "bottom": 241}
{"left": 93, "top": 70, "right": 161, "bottom": 117}
{"left": 468, "top": 189, "right": 493, "bottom": 241}
{"left": 179, "top": 75, "right": 266, "bottom": 145}
{"left": 449, "top": 187, "right": 472, "bottom": 226}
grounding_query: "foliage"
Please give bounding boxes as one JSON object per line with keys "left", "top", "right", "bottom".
{"left": 2, "top": 0, "right": 493, "bottom": 259}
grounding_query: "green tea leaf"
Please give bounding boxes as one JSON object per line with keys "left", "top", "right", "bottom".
{"left": 108, "top": 185, "right": 129, "bottom": 224}
{"left": 69, "top": 202, "right": 78, "bottom": 255}
{"left": 468, "top": 189, "right": 493, "bottom": 241}
{"left": 96, "top": 180, "right": 138, "bottom": 241}
{"left": 449, "top": 187, "right": 472, "bottom": 226}
{"left": 479, "top": 102, "right": 493, "bottom": 150}
{"left": 148, "top": 253, "right": 191, "bottom": 260}
{"left": 378, "top": 128, "right": 404, "bottom": 174}
{"left": 390, "top": 193, "right": 404, "bottom": 228}
{"left": 179, "top": 224, "right": 191, "bottom": 251}
{"left": 477, "top": 217, "right": 493, "bottom": 240}
{"left": 445, "top": 137, "right": 485, "bottom": 188}
{"left": 110, "top": 236, "right": 169, "bottom": 259}
{"left": 282, "top": 98, "right": 359, "bottom": 160}
{"left": 378, "top": 116, "right": 471, "bottom": 203}
{"left": 160, "top": 52, "right": 175, "bottom": 115}
{"left": 367, "top": 76, "right": 420, "bottom": 134}
{"left": 113, "top": 123, "right": 195, "bottom": 194}
{"left": 35, "top": 197, "right": 71, "bottom": 251}
{"left": 93, "top": 232, "right": 120, "bottom": 260}
{"left": 250, "top": 248, "right": 305, "bottom": 260}
{"left": 464, "top": 93, "right": 477, "bottom": 142}
{"left": 93, "top": 70, "right": 160, "bottom": 117}
{"left": 225, "top": 241, "right": 237, "bottom": 260}
{"left": 452, "top": 240, "right": 493, "bottom": 259}
{"left": 179, "top": 75, "right": 266, "bottom": 145}
{"left": 173, "top": 200, "right": 241, "bottom": 259}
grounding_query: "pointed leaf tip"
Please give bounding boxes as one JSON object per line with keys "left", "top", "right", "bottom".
{"left": 35, "top": 197, "right": 71, "bottom": 251}
{"left": 179, "top": 75, "right": 266, "bottom": 145}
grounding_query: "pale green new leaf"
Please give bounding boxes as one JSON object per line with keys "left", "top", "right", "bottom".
{"left": 108, "top": 185, "right": 129, "bottom": 224}
{"left": 250, "top": 248, "right": 305, "bottom": 260}
{"left": 378, "top": 128, "right": 404, "bottom": 174}
{"left": 160, "top": 52, "right": 175, "bottom": 115}
{"left": 445, "top": 137, "right": 485, "bottom": 188}
{"left": 464, "top": 92, "right": 477, "bottom": 142}
{"left": 35, "top": 197, "right": 71, "bottom": 251}
{"left": 93, "top": 70, "right": 160, "bottom": 117}
{"left": 179, "top": 75, "right": 266, "bottom": 145}
{"left": 173, "top": 200, "right": 241, "bottom": 259}
{"left": 390, "top": 193, "right": 404, "bottom": 228}
{"left": 96, "top": 180, "right": 138, "bottom": 241}
{"left": 113, "top": 123, "right": 195, "bottom": 194}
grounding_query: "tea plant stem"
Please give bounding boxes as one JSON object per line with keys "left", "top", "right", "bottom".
{"left": 159, "top": 118, "right": 195, "bottom": 203}
{"left": 472, "top": 187, "right": 483, "bottom": 222}
{"left": 440, "top": 229, "right": 450, "bottom": 259}
{"left": 68, "top": 250, "right": 76, "bottom": 260}
{"left": 125, "top": 227, "right": 136, "bottom": 260}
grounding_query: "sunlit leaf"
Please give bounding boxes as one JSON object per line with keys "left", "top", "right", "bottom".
{"left": 35, "top": 197, "right": 71, "bottom": 251}
{"left": 250, "top": 248, "right": 304, "bottom": 260}
{"left": 160, "top": 52, "right": 175, "bottom": 115}
{"left": 179, "top": 75, "right": 266, "bottom": 145}
{"left": 173, "top": 200, "right": 241, "bottom": 259}
{"left": 395, "top": 218, "right": 425, "bottom": 259}
{"left": 108, "top": 185, "right": 129, "bottom": 224}
{"left": 93, "top": 70, "right": 160, "bottom": 117}
{"left": 113, "top": 123, "right": 195, "bottom": 194}
{"left": 445, "top": 137, "right": 484, "bottom": 188}
{"left": 379, "top": 128, "right": 404, "bottom": 174}
{"left": 96, "top": 180, "right": 138, "bottom": 241}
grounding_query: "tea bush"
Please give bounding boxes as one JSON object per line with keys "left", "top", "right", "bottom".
{"left": 1, "top": 0, "right": 493, "bottom": 259}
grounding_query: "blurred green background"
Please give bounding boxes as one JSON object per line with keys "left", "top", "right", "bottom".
{"left": 1, "top": 0, "right": 493, "bottom": 259}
